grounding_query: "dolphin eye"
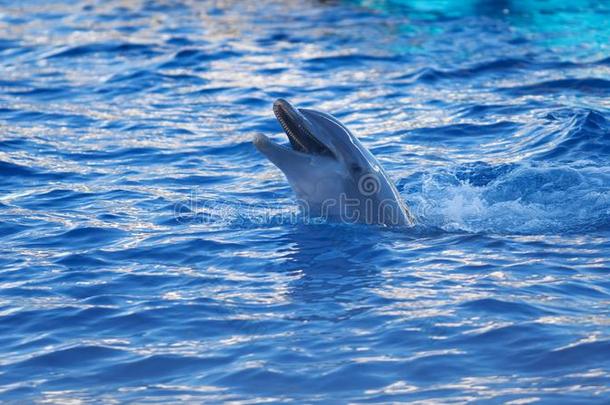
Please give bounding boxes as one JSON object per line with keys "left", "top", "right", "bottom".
{"left": 350, "top": 164, "right": 362, "bottom": 174}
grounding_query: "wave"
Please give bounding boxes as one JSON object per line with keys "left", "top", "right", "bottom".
{"left": 409, "top": 162, "right": 610, "bottom": 234}
{"left": 488, "top": 108, "right": 610, "bottom": 164}
{"left": 399, "top": 58, "right": 586, "bottom": 83}
{"left": 532, "top": 109, "right": 610, "bottom": 162}
{"left": 47, "top": 42, "right": 159, "bottom": 59}
{"left": 502, "top": 78, "right": 610, "bottom": 97}
{"left": 159, "top": 48, "right": 240, "bottom": 69}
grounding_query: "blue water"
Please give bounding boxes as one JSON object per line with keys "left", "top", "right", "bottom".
{"left": 1, "top": 0, "right": 610, "bottom": 402}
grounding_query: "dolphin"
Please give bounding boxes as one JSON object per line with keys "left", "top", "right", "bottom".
{"left": 253, "top": 99, "right": 414, "bottom": 226}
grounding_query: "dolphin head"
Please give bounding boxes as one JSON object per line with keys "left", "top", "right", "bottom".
{"left": 253, "top": 99, "right": 413, "bottom": 226}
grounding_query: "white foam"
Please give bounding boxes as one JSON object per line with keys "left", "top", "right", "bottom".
{"left": 409, "top": 163, "right": 610, "bottom": 234}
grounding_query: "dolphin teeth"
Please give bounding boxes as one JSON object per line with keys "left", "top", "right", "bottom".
{"left": 274, "top": 105, "right": 309, "bottom": 153}
{"left": 273, "top": 99, "right": 335, "bottom": 158}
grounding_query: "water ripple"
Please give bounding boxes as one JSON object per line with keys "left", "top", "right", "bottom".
{"left": 0, "top": 0, "right": 609, "bottom": 403}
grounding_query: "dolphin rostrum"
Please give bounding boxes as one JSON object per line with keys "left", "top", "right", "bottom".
{"left": 253, "top": 99, "right": 414, "bottom": 226}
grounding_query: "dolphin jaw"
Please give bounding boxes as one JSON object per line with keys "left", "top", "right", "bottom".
{"left": 253, "top": 133, "right": 311, "bottom": 160}
{"left": 252, "top": 132, "right": 322, "bottom": 177}
{"left": 273, "top": 99, "right": 335, "bottom": 158}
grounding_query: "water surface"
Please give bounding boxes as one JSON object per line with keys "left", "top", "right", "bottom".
{"left": 1, "top": 0, "right": 609, "bottom": 402}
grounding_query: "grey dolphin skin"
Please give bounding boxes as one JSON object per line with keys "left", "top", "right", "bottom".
{"left": 253, "top": 99, "right": 414, "bottom": 226}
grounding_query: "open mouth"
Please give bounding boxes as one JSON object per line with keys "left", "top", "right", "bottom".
{"left": 273, "top": 99, "right": 334, "bottom": 157}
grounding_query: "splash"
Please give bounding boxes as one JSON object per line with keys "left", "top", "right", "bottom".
{"left": 411, "top": 162, "right": 610, "bottom": 234}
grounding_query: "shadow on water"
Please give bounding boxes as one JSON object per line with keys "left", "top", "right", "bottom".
{"left": 270, "top": 222, "right": 433, "bottom": 307}
{"left": 275, "top": 224, "right": 400, "bottom": 304}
